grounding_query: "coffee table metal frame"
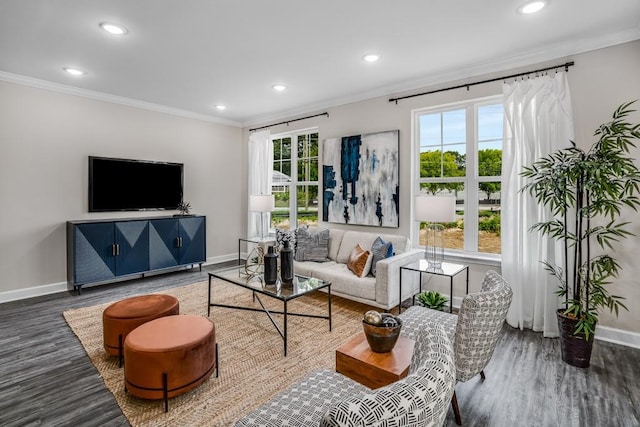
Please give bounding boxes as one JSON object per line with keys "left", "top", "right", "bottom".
{"left": 208, "top": 266, "right": 332, "bottom": 356}
{"left": 237, "top": 236, "right": 276, "bottom": 266}
{"left": 399, "top": 259, "right": 469, "bottom": 313}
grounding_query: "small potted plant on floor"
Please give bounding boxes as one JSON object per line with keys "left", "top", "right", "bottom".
{"left": 521, "top": 101, "right": 640, "bottom": 368}
{"left": 417, "top": 290, "right": 449, "bottom": 312}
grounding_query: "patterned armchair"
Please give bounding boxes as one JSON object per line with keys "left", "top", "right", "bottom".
{"left": 398, "top": 270, "right": 513, "bottom": 425}
{"left": 234, "top": 323, "right": 456, "bottom": 427}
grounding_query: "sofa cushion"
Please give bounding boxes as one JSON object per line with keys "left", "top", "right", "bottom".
{"left": 336, "top": 231, "right": 409, "bottom": 264}
{"left": 296, "top": 261, "right": 377, "bottom": 301}
{"left": 327, "top": 229, "right": 345, "bottom": 261}
{"left": 347, "top": 244, "right": 373, "bottom": 278}
{"left": 295, "top": 227, "right": 330, "bottom": 262}
{"left": 369, "top": 236, "right": 394, "bottom": 277}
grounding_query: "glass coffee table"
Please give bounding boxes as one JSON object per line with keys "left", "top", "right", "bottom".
{"left": 208, "top": 266, "right": 332, "bottom": 356}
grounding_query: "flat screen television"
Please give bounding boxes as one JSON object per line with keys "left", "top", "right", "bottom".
{"left": 89, "top": 156, "right": 184, "bottom": 212}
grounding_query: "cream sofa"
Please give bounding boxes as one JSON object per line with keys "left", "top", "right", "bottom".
{"left": 293, "top": 228, "right": 423, "bottom": 311}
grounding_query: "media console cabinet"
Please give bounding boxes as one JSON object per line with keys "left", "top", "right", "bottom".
{"left": 67, "top": 215, "right": 206, "bottom": 294}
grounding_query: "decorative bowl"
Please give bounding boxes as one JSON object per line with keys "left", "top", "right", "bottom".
{"left": 362, "top": 313, "right": 402, "bottom": 353}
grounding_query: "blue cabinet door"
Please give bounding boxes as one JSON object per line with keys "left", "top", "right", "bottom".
{"left": 178, "top": 216, "right": 206, "bottom": 264}
{"left": 115, "top": 220, "right": 150, "bottom": 276}
{"left": 74, "top": 222, "right": 116, "bottom": 284}
{"left": 148, "top": 218, "right": 180, "bottom": 270}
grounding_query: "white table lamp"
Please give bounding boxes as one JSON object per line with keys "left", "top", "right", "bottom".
{"left": 249, "top": 194, "right": 275, "bottom": 239}
{"left": 415, "top": 195, "right": 456, "bottom": 268}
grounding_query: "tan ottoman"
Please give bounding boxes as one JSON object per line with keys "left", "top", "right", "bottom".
{"left": 103, "top": 294, "right": 179, "bottom": 366}
{"left": 123, "top": 315, "right": 218, "bottom": 412}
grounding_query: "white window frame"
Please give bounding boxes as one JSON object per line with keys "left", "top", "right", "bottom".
{"left": 411, "top": 95, "right": 503, "bottom": 261}
{"left": 271, "top": 127, "right": 319, "bottom": 231}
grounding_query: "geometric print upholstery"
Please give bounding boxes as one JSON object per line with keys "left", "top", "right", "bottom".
{"left": 394, "top": 270, "right": 512, "bottom": 425}
{"left": 399, "top": 270, "right": 513, "bottom": 382}
{"left": 399, "top": 270, "right": 512, "bottom": 383}
{"left": 234, "top": 324, "right": 456, "bottom": 427}
{"left": 320, "top": 323, "right": 455, "bottom": 427}
{"left": 453, "top": 270, "right": 512, "bottom": 382}
{"left": 399, "top": 305, "right": 458, "bottom": 344}
{"left": 234, "top": 370, "right": 368, "bottom": 426}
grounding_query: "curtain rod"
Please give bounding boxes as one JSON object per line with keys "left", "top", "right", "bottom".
{"left": 388, "top": 61, "right": 575, "bottom": 104}
{"left": 249, "top": 112, "right": 330, "bottom": 132}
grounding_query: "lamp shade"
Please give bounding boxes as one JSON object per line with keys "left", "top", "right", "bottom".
{"left": 249, "top": 194, "right": 274, "bottom": 212}
{"left": 415, "top": 195, "right": 456, "bottom": 223}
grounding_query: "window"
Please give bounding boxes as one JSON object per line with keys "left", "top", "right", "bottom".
{"left": 271, "top": 129, "right": 319, "bottom": 230}
{"left": 413, "top": 97, "right": 503, "bottom": 255}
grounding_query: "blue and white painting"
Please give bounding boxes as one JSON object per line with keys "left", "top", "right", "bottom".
{"left": 323, "top": 130, "right": 399, "bottom": 227}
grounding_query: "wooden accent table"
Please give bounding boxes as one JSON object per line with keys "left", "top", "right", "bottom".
{"left": 336, "top": 332, "right": 415, "bottom": 389}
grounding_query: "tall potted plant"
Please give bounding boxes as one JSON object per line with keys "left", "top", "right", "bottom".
{"left": 521, "top": 101, "right": 640, "bottom": 368}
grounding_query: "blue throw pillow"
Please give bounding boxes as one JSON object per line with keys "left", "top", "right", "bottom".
{"left": 370, "top": 236, "right": 393, "bottom": 277}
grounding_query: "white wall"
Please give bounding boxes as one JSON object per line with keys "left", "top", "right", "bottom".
{"left": 242, "top": 40, "right": 640, "bottom": 335}
{"left": 0, "top": 81, "right": 243, "bottom": 299}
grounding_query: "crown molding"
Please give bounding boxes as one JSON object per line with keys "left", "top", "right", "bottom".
{"left": 0, "top": 71, "right": 242, "bottom": 128}
{"left": 242, "top": 29, "right": 640, "bottom": 129}
{"left": 2, "top": 27, "right": 637, "bottom": 130}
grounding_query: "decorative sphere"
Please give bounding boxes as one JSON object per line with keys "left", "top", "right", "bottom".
{"left": 363, "top": 310, "right": 383, "bottom": 325}
{"left": 381, "top": 316, "right": 399, "bottom": 327}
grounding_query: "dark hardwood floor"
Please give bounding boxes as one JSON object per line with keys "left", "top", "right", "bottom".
{"left": 1, "top": 262, "right": 638, "bottom": 426}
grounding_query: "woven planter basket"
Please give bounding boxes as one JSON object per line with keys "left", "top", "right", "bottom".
{"left": 557, "top": 309, "right": 595, "bottom": 368}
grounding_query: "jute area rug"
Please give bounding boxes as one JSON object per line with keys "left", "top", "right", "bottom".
{"left": 63, "top": 279, "right": 370, "bottom": 426}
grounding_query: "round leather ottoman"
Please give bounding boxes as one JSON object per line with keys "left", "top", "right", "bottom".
{"left": 103, "top": 294, "right": 179, "bottom": 365}
{"left": 123, "top": 315, "right": 218, "bottom": 412}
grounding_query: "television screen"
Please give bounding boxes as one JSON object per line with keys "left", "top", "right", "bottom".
{"left": 89, "top": 156, "right": 184, "bottom": 212}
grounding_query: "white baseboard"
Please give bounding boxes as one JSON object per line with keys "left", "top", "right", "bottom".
{"left": 0, "top": 281, "right": 70, "bottom": 303}
{"left": 595, "top": 325, "right": 640, "bottom": 349}
{"left": 0, "top": 254, "right": 237, "bottom": 304}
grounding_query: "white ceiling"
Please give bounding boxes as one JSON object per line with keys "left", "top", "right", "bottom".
{"left": 1, "top": 1, "right": 639, "bottom": 127}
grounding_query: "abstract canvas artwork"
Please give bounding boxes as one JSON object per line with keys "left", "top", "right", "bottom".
{"left": 322, "top": 130, "right": 399, "bottom": 227}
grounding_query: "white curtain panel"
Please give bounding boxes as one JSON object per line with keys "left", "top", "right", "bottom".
{"left": 247, "top": 130, "right": 273, "bottom": 238}
{"left": 501, "top": 72, "right": 574, "bottom": 337}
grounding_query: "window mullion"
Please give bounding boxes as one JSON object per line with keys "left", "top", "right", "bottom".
{"left": 464, "top": 104, "right": 479, "bottom": 252}
{"left": 290, "top": 133, "right": 300, "bottom": 227}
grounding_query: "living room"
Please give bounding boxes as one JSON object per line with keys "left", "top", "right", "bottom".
{"left": 1, "top": 2, "right": 639, "bottom": 426}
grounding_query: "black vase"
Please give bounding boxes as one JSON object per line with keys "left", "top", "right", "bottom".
{"left": 263, "top": 245, "right": 278, "bottom": 285}
{"left": 280, "top": 240, "right": 294, "bottom": 283}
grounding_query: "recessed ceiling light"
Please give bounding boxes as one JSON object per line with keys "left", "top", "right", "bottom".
{"left": 99, "top": 22, "right": 128, "bottom": 35}
{"left": 215, "top": 105, "right": 227, "bottom": 111}
{"left": 272, "top": 84, "right": 287, "bottom": 92}
{"left": 518, "top": 1, "right": 546, "bottom": 14}
{"left": 363, "top": 53, "right": 380, "bottom": 63}
{"left": 63, "top": 67, "right": 86, "bottom": 76}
